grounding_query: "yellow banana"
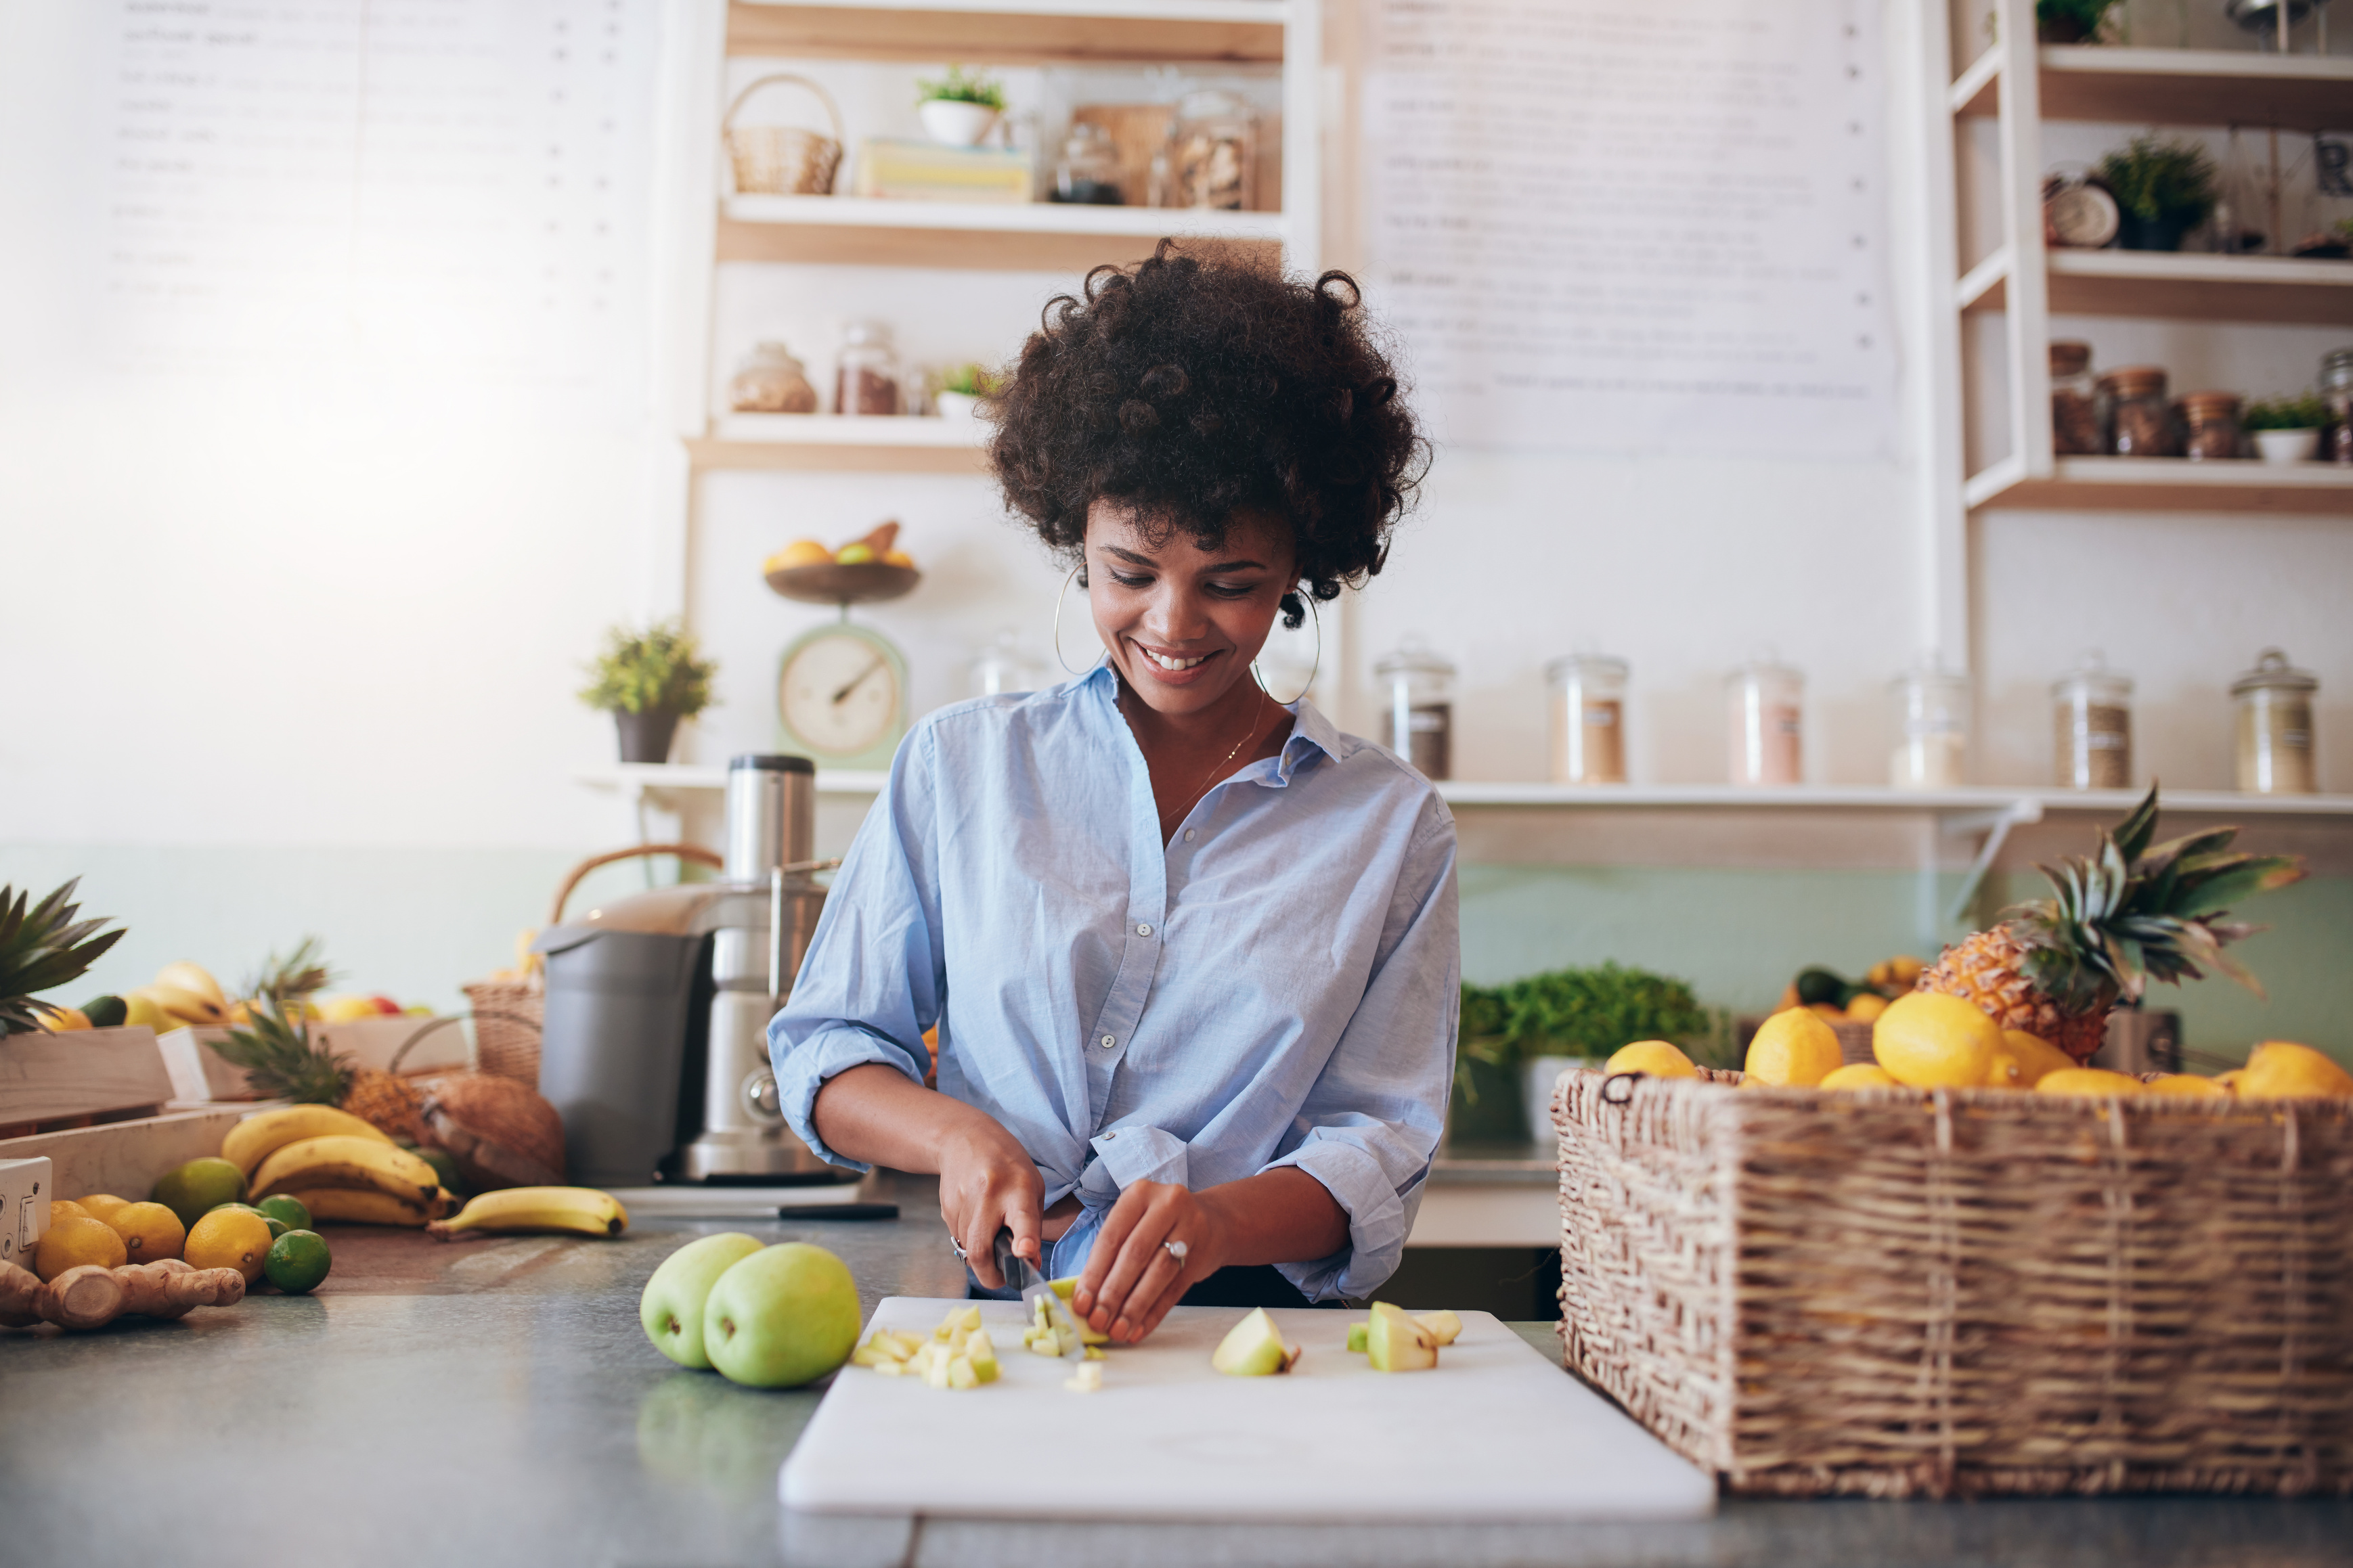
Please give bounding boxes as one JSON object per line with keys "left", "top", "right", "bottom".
{"left": 152, "top": 962, "right": 227, "bottom": 1008}
{"left": 130, "top": 983, "right": 228, "bottom": 1027}
{"left": 252, "top": 1136, "right": 439, "bottom": 1205}
{"left": 285, "top": 1187, "right": 444, "bottom": 1227}
{"left": 222, "top": 1105, "right": 393, "bottom": 1180}
{"left": 426, "top": 1186, "right": 629, "bottom": 1240}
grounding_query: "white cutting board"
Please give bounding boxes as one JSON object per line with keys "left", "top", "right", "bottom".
{"left": 780, "top": 1298, "right": 1715, "bottom": 1523}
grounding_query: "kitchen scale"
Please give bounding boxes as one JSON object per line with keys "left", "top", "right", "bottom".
{"left": 766, "top": 530, "right": 920, "bottom": 771}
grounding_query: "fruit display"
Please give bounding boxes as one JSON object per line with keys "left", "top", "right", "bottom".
{"left": 0, "top": 878, "right": 125, "bottom": 1034}
{"left": 425, "top": 1186, "right": 629, "bottom": 1239}
{"left": 639, "top": 1236, "right": 860, "bottom": 1389}
{"left": 24, "top": 1172, "right": 334, "bottom": 1310}
{"left": 764, "top": 520, "right": 917, "bottom": 577}
{"left": 1771, "top": 956, "right": 1922, "bottom": 1026}
{"left": 250, "top": 1136, "right": 440, "bottom": 1208}
{"left": 764, "top": 521, "right": 922, "bottom": 607}
{"left": 1, "top": 1259, "right": 245, "bottom": 1331}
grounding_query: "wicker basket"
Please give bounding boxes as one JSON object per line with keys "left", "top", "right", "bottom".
{"left": 724, "top": 74, "right": 843, "bottom": 196}
{"left": 1552, "top": 1067, "right": 2353, "bottom": 1498}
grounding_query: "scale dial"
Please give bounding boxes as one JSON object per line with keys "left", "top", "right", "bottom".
{"left": 776, "top": 624, "right": 907, "bottom": 767}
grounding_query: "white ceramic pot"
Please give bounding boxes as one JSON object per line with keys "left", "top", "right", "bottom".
{"left": 1522, "top": 1054, "right": 1593, "bottom": 1148}
{"left": 2253, "top": 427, "right": 2321, "bottom": 464}
{"left": 933, "top": 390, "right": 981, "bottom": 423}
{"left": 919, "top": 99, "right": 999, "bottom": 148}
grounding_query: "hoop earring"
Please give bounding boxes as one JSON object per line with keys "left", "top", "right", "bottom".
{"left": 1252, "top": 591, "right": 1321, "bottom": 705}
{"left": 1051, "top": 563, "right": 1105, "bottom": 676}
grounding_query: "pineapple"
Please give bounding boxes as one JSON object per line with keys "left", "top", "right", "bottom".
{"left": 211, "top": 999, "right": 355, "bottom": 1104}
{"left": 242, "top": 935, "right": 335, "bottom": 1009}
{"left": 342, "top": 1064, "right": 427, "bottom": 1142}
{"left": 0, "top": 879, "right": 126, "bottom": 1033}
{"left": 1919, "top": 786, "right": 2306, "bottom": 1063}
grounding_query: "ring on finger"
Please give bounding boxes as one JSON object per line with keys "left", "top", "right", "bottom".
{"left": 950, "top": 1236, "right": 968, "bottom": 1261}
{"left": 1162, "top": 1238, "right": 1188, "bottom": 1263}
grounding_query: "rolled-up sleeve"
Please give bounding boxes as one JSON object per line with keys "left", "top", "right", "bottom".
{"left": 768, "top": 725, "right": 944, "bottom": 1171}
{"left": 1262, "top": 801, "right": 1459, "bottom": 1301}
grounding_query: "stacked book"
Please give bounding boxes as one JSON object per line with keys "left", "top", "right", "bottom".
{"left": 852, "top": 139, "right": 1032, "bottom": 204}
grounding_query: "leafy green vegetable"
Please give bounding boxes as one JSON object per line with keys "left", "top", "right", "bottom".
{"left": 1455, "top": 962, "right": 1716, "bottom": 1098}
{"left": 2243, "top": 393, "right": 2326, "bottom": 432}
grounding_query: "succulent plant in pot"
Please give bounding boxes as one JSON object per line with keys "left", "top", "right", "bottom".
{"left": 2097, "top": 135, "right": 2218, "bottom": 252}
{"left": 2035, "top": 0, "right": 2121, "bottom": 43}
{"left": 2245, "top": 391, "right": 2329, "bottom": 464}
{"left": 916, "top": 65, "right": 1006, "bottom": 148}
{"left": 579, "top": 619, "right": 718, "bottom": 765}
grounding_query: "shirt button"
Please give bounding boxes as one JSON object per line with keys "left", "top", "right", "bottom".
{"left": 1136, "top": 923, "right": 1153, "bottom": 937}
{"left": 1100, "top": 1034, "right": 1116, "bottom": 1050}
{"left": 1183, "top": 829, "right": 1196, "bottom": 842}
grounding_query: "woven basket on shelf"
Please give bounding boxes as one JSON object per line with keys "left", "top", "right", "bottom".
{"left": 723, "top": 73, "right": 843, "bottom": 196}
{"left": 460, "top": 841, "right": 726, "bottom": 1087}
{"left": 1552, "top": 1067, "right": 2353, "bottom": 1499}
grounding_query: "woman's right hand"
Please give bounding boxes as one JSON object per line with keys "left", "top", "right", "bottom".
{"left": 937, "top": 1112, "right": 1044, "bottom": 1290}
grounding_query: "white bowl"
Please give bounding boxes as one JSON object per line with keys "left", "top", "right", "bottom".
{"left": 2253, "top": 427, "right": 2321, "bottom": 464}
{"left": 933, "top": 390, "right": 982, "bottom": 422}
{"left": 919, "top": 99, "right": 1000, "bottom": 148}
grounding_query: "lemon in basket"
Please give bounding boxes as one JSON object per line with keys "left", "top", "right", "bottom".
{"left": 1871, "top": 992, "right": 1999, "bottom": 1088}
{"left": 2236, "top": 1041, "right": 2353, "bottom": 1100}
{"left": 2035, "top": 1067, "right": 2145, "bottom": 1098}
{"left": 1820, "top": 1062, "right": 1899, "bottom": 1091}
{"left": 1984, "top": 1030, "right": 2073, "bottom": 1090}
{"left": 2144, "top": 1073, "right": 2228, "bottom": 1098}
{"left": 1744, "top": 1008, "right": 1843, "bottom": 1087}
{"left": 1602, "top": 1039, "right": 1698, "bottom": 1079}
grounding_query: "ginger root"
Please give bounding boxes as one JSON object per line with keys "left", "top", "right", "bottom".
{"left": 0, "top": 1259, "right": 246, "bottom": 1332}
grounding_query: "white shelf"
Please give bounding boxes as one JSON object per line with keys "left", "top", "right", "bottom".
{"left": 580, "top": 763, "right": 891, "bottom": 796}
{"left": 1434, "top": 782, "right": 2353, "bottom": 816}
{"left": 726, "top": 0, "right": 1292, "bottom": 68}
{"left": 1965, "top": 455, "right": 2353, "bottom": 515}
{"left": 1961, "top": 249, "right": 2353, "bottom": 328}
{"left": 1952, "top": 44, "right": 2353, "bottom": 130}
{"left": 707, "top": 413, "right": 984, "bottom": 447}
{"left": 721, "top": 194, "right": 1287, "bottom": 240}
{"left": 735, "top": 0, "right": 1292, "bottom": 24}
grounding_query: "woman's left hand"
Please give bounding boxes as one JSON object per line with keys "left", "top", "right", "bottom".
{"left": 1070, "top": 1180, "right": 1226, "bottom": 1343}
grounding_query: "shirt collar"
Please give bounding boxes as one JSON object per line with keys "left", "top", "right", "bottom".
{"left": 1073, "top": 658, "right": 1346, "bottom": 785}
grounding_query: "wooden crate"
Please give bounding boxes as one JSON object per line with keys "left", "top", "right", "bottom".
{"left": 1552, "top": 1068, "right": 2353, "bottom": 1498}
{"left": 0, "top": 1027, "right": 172, "bottom": 1138}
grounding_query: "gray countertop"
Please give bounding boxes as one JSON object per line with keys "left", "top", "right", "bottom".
{"left": 3, "top": 1171, "right": 2345, "bottom": 1568}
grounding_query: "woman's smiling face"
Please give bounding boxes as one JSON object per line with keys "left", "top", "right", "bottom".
{"left": 1084, "top": 500, "right": 1295, "bottom": 717}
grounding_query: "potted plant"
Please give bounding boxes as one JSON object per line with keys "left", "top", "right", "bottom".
{"left": 931, "top": 363, "right": 1000, "bottom": 423}
{"left": 2036, "top": 0, "right": 2120, "bottom": 43}
{"left": 2097, "top": 135, "right": 2218, "bottom": 252}
{"left": 2245, "top": 392, "right": 2328, "bottom": 463}
{"left": 1453, "top": 963, "right": 1715, "bottom": 1147}
{"left": 579, "top": 620, "right": 717, "bottom": 765}
{"left": 916, "top": 65, "right": 1005, "bottom": 148}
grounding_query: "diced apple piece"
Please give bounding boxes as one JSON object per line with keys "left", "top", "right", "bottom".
{"left": 1049, "top": 1277, "right": 1079, "bottom": 1301}
{"left": 1211, "top": 1306, "right": 1296, "bottom": 1376}
{"left": 1064, "top": 1362, "right": 1103, "bottom": 1393}
{"left": 954, "top": 1305, "right": 983, "bottom": 1332}
{"left": 1082, "top": 1345, "right": 1105, "bottom": 1362}
{"left": 1346, "top": 1322, "right": 1369, "bottom": 1354}
{"left": 1026, "top": 1333, "right": 1062, "bottom": 1358}
{"left": 948, "top": 1356, "right": 979, "bottom": 1389}
{"left": 873, "top": 1357, "right": 904, "bottom": 1376}
{"left": 1413, "top": 1309, "right": 1462, "bottom": 1347}
{"left": 1366, "top": 1301, "right": 1438, "bottom": 1372}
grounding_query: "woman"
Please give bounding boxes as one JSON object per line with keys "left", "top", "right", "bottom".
{"left": 770, "top": 244, "right": 1455, "bottom": 1346}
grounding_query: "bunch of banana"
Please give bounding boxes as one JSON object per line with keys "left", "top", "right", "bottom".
{"left": 250, "top": 1136, "right": 439, "bottom": 1208}
{"left": 426, "top": 1187, "right": 629, "bottom": 1241}
{"left": 285, "top": 1188, "right": 456, "bottom": 1227}
{"left": 221, "top": 1104, "right": 393, "bottom": 1181}
{"left": 122, "top": 961, "right": 233, "bottom": 1032}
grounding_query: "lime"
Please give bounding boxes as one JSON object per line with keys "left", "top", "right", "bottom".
{"left": 153, "top": 1158, "right": 246, "bottom": 1229}
{"left": 264, "top": 1229, "right": 332, "bottom": 1294}
{"left": 255, "top": 1195, "right": 312, "bottom": 1233}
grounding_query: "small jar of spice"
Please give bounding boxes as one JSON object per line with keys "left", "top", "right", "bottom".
{"left": 2177, "top": 391, "right": 2243, "bottom": 462}
{"left": 2100, "top": 366, "right": 2173, "bottom": 456}
{"left": 2050, "top": 341, "right": 2100, "bottom": 455}
{"left": 728, "top": 340, "right": 819, "bottom": 413}
{"left": 1546, "top": 654, "right": 1629, "bottom": 784}
{"left": 2232, "top": 648, "right": 2318, "bottom": 795}
{"left": 1726, "top": 658, "right": 1804, "bottom": 787}
{"left": 835, "top": 320, "right": 902, "bottom": 416}
{"left": 2053, "top": 650, "right": 2133, "bottom": 790}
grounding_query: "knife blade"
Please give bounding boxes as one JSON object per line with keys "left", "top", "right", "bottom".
{"left": 993, "top": 1227, "right": 1088, "bottom": 1360}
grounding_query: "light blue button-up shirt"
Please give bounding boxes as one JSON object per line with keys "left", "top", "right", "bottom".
{"left": 768, "top": 661, "right": 1459, "bottom": 1301}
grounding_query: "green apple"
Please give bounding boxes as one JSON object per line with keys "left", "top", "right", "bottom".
{"left": 1346, "top": 1322, "right": 1369, "bottom": 1354}
{"left": 1210, "top": 1305, "right": 1294, "bottom": 1376}
{"left": 704, "top": 1242, "right": 862, "bottom": 1389}
{"left": 640, "top": 1232, "right": 766, "bottom": 1370}
{"left": 1366, "top": 1301, "right": 1437, "bottom": 1372}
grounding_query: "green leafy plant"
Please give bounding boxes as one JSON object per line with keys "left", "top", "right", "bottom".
{"left": 2244, "top": 393, "right": 2327, "bottom": 432}
{"left": 916, "top": 65, "right": 1005, "bottom": 110}
{"left": 0, "top": 879, "right": 125, "bottom": 1034}
{"left": 578, "top": 620, "right": 718, "bottom": 717}
{"left": 937, "top": 363, "right": 1001, "bottom": 397}
{"left": 2097, "top": 135, "right": 2218, "bottom": 225}
{"left": 2035, "top": 0, "right": 2120, "bottom": 41}
{"left": 1455, "top": 962, "right": 1715, "bottom": 1098}
{"left": 242, "top": 935, "right": 336, "bottom": 1008}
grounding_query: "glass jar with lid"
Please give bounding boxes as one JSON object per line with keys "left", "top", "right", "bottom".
{"left": 1726, "top": 658, "right": 1804, "bottom": 786}
{"left": 2050, "top": 341, "right": 2101, "bottom": 455}
{"left": 1049, "top": 121, "right": 1124, "bottom": 205}
{"left": 1164, "top": 89, "right": 1256, "bottom": 211}
{"left": 2322, "top": 347, "right": 2353, "bottom": 464}
{"left": 1545, "top": 654, "right": 1628, "bottom": 784}
{"left": 2053, "top": 651, "right": 2133, "bottom": 790}
{"left": 968, "top": 628, "right": 1049, "bottom": 700}
{"left": 2178, "top": 390, "right": 2243, "bottom": 461}
{"left": 1889, "top": 663, "right": 1971, "bottom": 789}
{"left": 728, "top": 340, "right": 818, "bottom": 414}
{"left": 835, "top": 319, "right": 902, "bottom": 416}
{"left": 2100, "top": 366, "right": 2174, "bottom": 455}
{"left": 2233, "top": 648, "right": 2318, "bottom": 794}
{"left": 1374, "top": 641, "right": 1454, "bottom": 779}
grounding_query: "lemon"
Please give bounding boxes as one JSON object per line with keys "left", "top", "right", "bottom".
{"left": 2036, "top": 1067, "right": 2145, "bottom": 1098}
{"left": 2236, "top": 1041, "right": 2353, "bottom": 1100}
{"left": 153, "top": 1157, "right": 246, "bottom": 1228}
{"left": 1872, "top": 992, "right": 2000, "bottom": 1088}
{"left": 1744, "top": 1008, "right": 1843, "bottom": 1087}
{"left": 765, "top": 539, "right": 831, "bottom": 573}
{"left": 1985, "top": 1031, "right": 2074, "bottom": 1090}
{"left": 76, "top": 1194, "right": 130, "bottom": 1225}
{"left": 2144, "top": 1073, "right": 2228, "bottom": 1098}
{"left": 108, "top": 1201, "right": 186, "bottom": 1263}
{"left": 35, "top": 1215, "right": 127, "bottom": 1281}
{"left": 1844, "top": 993, "right": 1889, "bottom": 1023}
{"left": 185, "top": 1207, "right": 274, "bottom": 1283}
{"left": 1820, "top": 1063, "right": 1899, "bottom": 1090}
{"left": 1602, "top": 1039, "right": 1698, "bottom": 1079}
{"left": 47, "top": 1199, "right": 91, "bottom": 1226}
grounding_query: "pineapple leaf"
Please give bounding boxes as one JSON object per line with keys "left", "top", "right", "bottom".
{"left": 2168, "top": 853, "right": 2307, "bottom": 916}
{"left": 2110, "top": 784, "right": 2162, "bottom": 862}
{"left": 0, "top": 878, "right": 128, "bottom": 1034}
{"left": 242, "top": 935, "right": 336, "bottom": 1006}
{"left": 212, "top": 998, "right": 354, "bottom": 1103}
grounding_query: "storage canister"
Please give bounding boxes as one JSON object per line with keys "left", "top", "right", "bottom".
{"left": 2099, "top": 366, "right": 2174, "bottom": 457}
{"left": 2323, "top": 347, "right": 2353, "bottom": 464}
{"left": 2050, "top": 341, "right": 2101, "bottom": 455}
{"left": 1726, "top": 658, "right": 1803, "bottom": 787}
{"left": 1375, "top": 642, "right": 1455, "bottom": 780}
{"left": 2233, "top": 648, "right": 2318, "bottom": 795}
{"left": 1546, "top": 654, "right": 1629, "bottom": 784}
{"left": 728, "top": 340, "right": 818, "bottom": 414}
{"left": 2053, "top": 650, "right": 2133, "bottom": 790}
{"left": 835, "top": 320, "right": 902, "bottom": 416}
{"left": 2178, "top": 391, "right": 2243, "bottom": 462}
{"left": 1889, "top": 663, "right": 1970, "bottom": 789}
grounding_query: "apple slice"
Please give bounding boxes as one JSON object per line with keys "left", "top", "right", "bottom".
{"left": 1346, "top": 1322, "right": 1369, "bottom": 1354}
{"left": 1065, "top": 1362, "right": 1103, "bottom": 1393}
{"left": 1412, "top": 1309, "right": 1462, "bottom": 1347}
{"left": 1366, "top": 1301, "right": 1437, "bottom": 1372}
{"left": 1211, "top": 1306, "right": 1298, "bottom": 1376}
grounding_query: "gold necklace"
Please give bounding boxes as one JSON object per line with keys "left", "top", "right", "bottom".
{"left": 1162, "top": 686, "right": 1272, "bottom": 833}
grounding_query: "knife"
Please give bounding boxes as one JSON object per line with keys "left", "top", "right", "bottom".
{"left": 993, "top": 1227, "right": 1088, "bottom": 1360}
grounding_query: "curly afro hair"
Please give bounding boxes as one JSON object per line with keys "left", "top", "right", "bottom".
{"left": 988, "top": 242, "right": 1424, "bottom": 627}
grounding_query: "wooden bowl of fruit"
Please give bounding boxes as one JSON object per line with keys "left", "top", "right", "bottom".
{"left": 764, "top": 522, "right": 920, "bottom": 606}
